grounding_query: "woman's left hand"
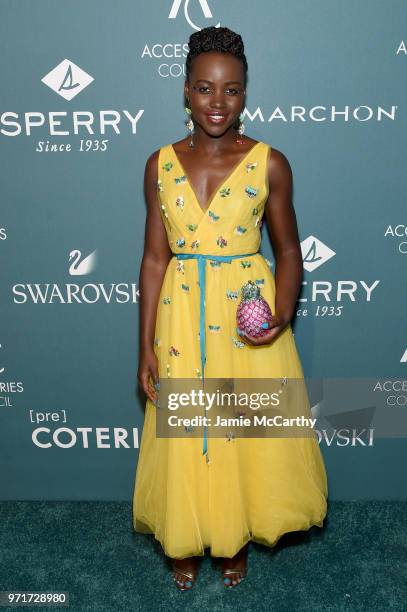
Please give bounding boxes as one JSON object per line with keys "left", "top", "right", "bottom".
{"left": 236, "top": 312, "right": 292, "bottom": 346}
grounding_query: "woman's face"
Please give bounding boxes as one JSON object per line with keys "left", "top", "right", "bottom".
{"left": 184, "top": 51, "right": 246, "bottom": 138}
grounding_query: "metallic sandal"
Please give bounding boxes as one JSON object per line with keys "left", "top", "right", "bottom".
{"left": 222, "top": 567, "right": 247, "bottom": 588}
{"left": 172, "top": 563, "right": 196, "bottom": 591}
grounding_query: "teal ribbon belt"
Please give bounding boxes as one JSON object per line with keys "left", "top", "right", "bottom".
{"left": 175, "top": 251, "right": 258, "bottom": 462}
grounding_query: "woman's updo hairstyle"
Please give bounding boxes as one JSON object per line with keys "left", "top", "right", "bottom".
{"left": 186, "top": 26, "right": 248, "bottom": 88}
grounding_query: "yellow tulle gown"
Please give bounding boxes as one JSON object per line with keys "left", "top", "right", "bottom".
{"left": 133, "top": 140, "right": 328, "bottom": 559}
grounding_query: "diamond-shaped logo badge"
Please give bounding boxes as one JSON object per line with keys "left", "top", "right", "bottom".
{"left": 301, "top": 235, "right": 336, "bottom": 272}
{"left": 41, "top": 59, "right": 94, "bottom": 101}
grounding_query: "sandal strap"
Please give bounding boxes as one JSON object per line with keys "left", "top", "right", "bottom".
{"left": 172, "top": 567, "right": 195, "bottom": 581}
{"left": 223, "top": 568, "right": 247, "bottom": 577}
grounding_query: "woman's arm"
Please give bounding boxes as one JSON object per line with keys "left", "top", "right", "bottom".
{"left": 264, "top": 147, "right": 302, "bottom": 325}
{"left": 137, "top": 149, "right": 172, "bottom": 402}
{"left": 237, "top": 147, "right": 302, "bottom": 347}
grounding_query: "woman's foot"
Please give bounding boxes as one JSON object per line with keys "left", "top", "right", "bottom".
{"left": 221, "top": 543, "right": 249, "bottom": 588}
{"left": 171, "top": 556, "right": 199, "bottom": 591}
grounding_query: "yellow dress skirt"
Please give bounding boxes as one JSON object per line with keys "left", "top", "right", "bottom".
{"left": 133, "top": 141, "right": 328, "bottom": 559}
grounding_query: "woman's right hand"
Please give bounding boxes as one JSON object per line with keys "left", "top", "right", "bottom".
{"left": 137, "top": 349, "right": 159, "bottom": 404}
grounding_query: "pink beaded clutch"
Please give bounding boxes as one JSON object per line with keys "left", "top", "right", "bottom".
{"left": 236, "top": 280, "right": 273, "bottom": 337}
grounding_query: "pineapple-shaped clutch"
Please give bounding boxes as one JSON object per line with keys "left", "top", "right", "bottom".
{"left": 236, "top": 280, "right": 273, "bottom": 337}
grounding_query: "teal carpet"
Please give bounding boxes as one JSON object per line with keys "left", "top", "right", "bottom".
{"left": 0, "top": 501, "right": 405, "bottom": 611}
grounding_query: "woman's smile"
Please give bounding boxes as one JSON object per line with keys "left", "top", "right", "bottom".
{"left": 205, "top": 113, "right": 228, "bottom": 124}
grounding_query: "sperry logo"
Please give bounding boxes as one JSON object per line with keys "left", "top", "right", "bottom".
{"left": 301, "top": 235, "right": 336, "bottom": 272}
{"left": 41, "top": 59, "right": 94, "bottom": 101}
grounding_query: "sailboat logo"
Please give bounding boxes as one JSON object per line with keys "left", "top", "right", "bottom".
{"left": 41, "top": 59, "right": 94, "bottom": 101}
{"left": 168, "top": 0, "right": 220, "bottom": 31}
{"left": 68, "top": 249, "right": 98, "bottom": 276}
{"left": 301, "top": 235, "right": 336, "bottom": 272}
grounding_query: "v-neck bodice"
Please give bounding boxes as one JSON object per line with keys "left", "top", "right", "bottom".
{"left": 169, "top": 141, "right": 263, "bottom": 214}
{"left": 157, "top": 140, "right": 270, "bottom": 256}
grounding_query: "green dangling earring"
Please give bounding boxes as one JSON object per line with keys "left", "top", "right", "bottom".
{"left": 236, "top": 111, "right": 245, "bottom": 144}
{"left": 184, "top": 100, "right": 195, "bottom": 148}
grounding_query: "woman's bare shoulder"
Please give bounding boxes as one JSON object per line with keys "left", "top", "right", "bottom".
{"left": 143, "top": 147, "right": 161, "bottom": 184}
{"left": 263, "top": 142, "right": 292, "bottom": 171}
{"left": 144, "top": 144, "right": 170, "bottom": 178}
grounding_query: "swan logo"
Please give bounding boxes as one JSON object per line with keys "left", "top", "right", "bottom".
{"left": 41, "top": 59, "right": 94, "bottom": 101}
{"left": 168, "top": 0, "right": 220, "bottom": 30}
{"left": 301, "top": 235, "right": 336, "bottom": 272}
{"left": 69, "top": 249, "right": 98, "bottom": 276}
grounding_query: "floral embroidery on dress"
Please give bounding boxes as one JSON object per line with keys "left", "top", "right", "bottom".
{"left": 169, "top": 346, "right": 180, "bottom": 356}
{"left": 255, "top": 278, "right": 265, "bottom": 286}
{"left": 240, "top": 260, "right": 252, "bottom": 269}
{"left": 232, "top": 338, "right": 246, "bottom": 348}
{"left": 154, "top": 338, "right": 161, "bottom": 347}
{"left": 219, "top": 187, "right": 231, "bottom": 198}
{"left": 186, "top": 223, "right": 198, "bottom": 232}
{"left": 157, "top": 179, "right": 163, "bottom": 192}
{"left": 166, "top": 364, "right": 171, "bottom": 377}
{"left": 245, "top": 186, "right": 258, "bottom": 198}
{"left": 254, "top": 217, "right": 261, "bottom": 228}
{"left": 208, "top": 324, "right": 221, "bottom": 333}
{"left": 162, "top": 161, "right": 173, "bottom": 172}
{"left": 246, "top": 162, "right": 258, "bottom": 172}
{"left": 181, "top": 283, "right": 189, "bottom": 292}
{"left": 226, "top": 290, "right": 239, "bottom": 301}
{"left": 162, "top": 296, "right": 171, "bottom": 304}
{"left": 176, "top": 196, "right": 185, "bottom": 210}
{"left": 208, "top": 211, "right": 220, "bottom": 222}
{"left": 216, "top": 236, "right": 227, "bottom": 248}
{"left": 252, "top": 207, "right": 259, "bottom": 215}
{"left": 176, "top": 238, "right": 186, "bottom": 248}
{"left": 176, "top": 261, "right": 185, "bottom": 274}
{"left": 209, "top": 260, "right": 222, "bottom": 269}
{"left": 225, "top": 431, "right": 236, "bottom": 442}
{"left": 234, "top": 225, "right": 247, "bottom": 235}
{"left": 191, "top": 239, "right": 200, "bottom": 249}
{"left": 175, "top": 175, "right": 187, "bottom": 184}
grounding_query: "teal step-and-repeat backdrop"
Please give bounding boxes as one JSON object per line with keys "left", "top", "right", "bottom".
{"left": 1, "top": 0, "right": 406, "bottom": 500}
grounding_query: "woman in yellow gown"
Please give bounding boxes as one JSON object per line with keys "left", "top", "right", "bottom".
{"left": 133, "top": 26, "right": 328, "bottom": 590}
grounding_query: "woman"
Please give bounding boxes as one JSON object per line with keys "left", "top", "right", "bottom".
{"left": 133, "top": 26, "right": 328, "bottom": 590}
